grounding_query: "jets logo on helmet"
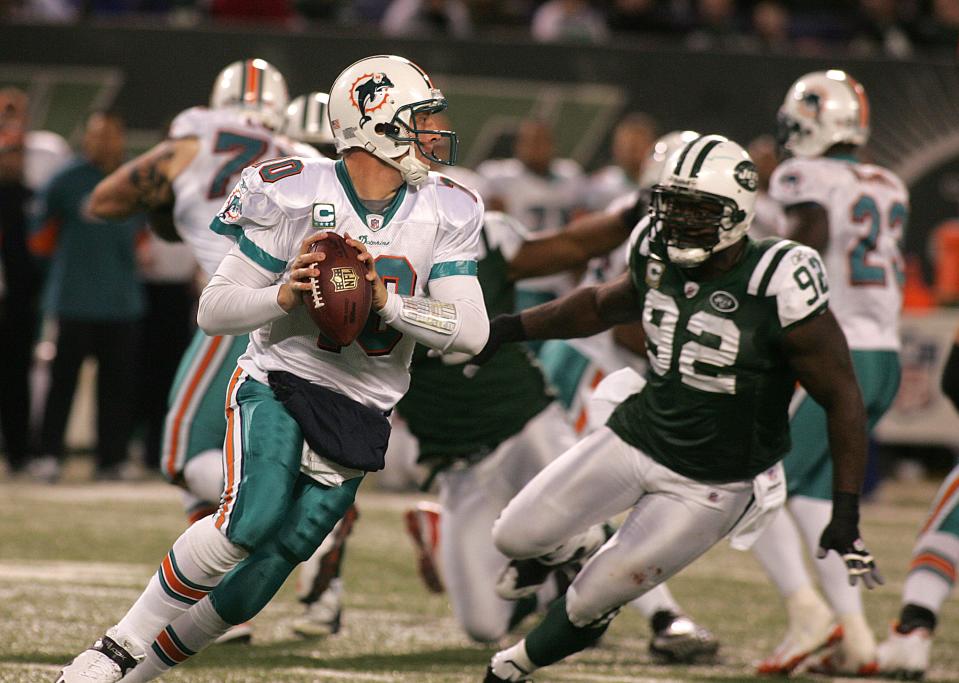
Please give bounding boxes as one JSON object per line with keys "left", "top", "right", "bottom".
{"left": 778, "top": 70, "right": 869, "bottom": 158}
{"left": 210, "top": 58, "right": 289, "bottom": 131}
{"left": 651, "top": 134, "right": 757, "bottom": 267}
{"left": 351, "top": 73, "right": 395, "bottom": 126}
{"left": 328, "top": 55, "right": 458, "bottom": 186}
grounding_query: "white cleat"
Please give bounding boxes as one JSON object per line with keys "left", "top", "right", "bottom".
{"left": 293, "top": 577, "right": 343, "bottom": 638}
{"left": 806, "top": 612, "right": 878, "bottom": 676}
{"left": 877, "top": 623, "right": 932, "bottom": 680}
{"left": 56, "top": 630, "right": 143, "bottom": 682}
{"left": 756, "top": 588, "right": 840, "bottom": 675}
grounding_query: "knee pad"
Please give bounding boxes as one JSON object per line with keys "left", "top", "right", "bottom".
{"left": 187, "top": 515, "right": 248, "bottom": 575}
{"left": 183, "top": 449, "right": 224, "bottom": 506}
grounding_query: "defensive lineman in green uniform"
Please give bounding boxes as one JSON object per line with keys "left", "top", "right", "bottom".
{"left": 474, "top": 135, "right": 882, "bottom": 682}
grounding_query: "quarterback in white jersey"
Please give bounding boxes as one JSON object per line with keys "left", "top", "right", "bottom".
{"left": 59, "top": 54, "right": 488, "bottom": 683}
{"left": 751, "top": 70, "right": 906, "bottom": 676}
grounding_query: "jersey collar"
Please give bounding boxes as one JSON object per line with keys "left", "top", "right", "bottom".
{"left": 334, "top": 159, "right": 408, "bottom": 230}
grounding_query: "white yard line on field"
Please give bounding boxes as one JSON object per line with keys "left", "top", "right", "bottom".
{"left": 0, "top": 560, "right": 152, "bottom": 586}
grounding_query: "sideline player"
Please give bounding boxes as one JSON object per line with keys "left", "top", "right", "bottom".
{"left": 472, "top": 135, "right": 882, "bottom": 682}
{"left": 876, "top": 333, "right": 959, "bottom": 680}
{"left": 86, "top": 58, "right": 292, "bottom": 643}
{"left": 57, "top": 54, "right": 489, "bottom": 683}
{"left": 751, "top": 70, "right": 905, "bottom": 676}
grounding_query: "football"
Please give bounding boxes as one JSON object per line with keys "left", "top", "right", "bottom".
{"left": 301, "top": 233, "right": 372, "bottom": 347}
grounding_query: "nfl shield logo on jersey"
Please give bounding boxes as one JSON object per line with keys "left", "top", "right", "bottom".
{"left": 684, "top": 282, "right": 699, "bottom": 298}
{"left": 366, "top": 214, "right": 384, "bottom": 231}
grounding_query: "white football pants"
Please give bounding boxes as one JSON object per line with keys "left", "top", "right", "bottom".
{"left": 493, "top": 426, "right": 753, "bottom": 627}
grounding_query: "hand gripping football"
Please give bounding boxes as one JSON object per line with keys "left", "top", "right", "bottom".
{"left": 301, "top": 233, "right": 372, "bottom": 346}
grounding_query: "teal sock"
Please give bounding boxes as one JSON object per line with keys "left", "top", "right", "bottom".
{"left": 525, "top": 596, "right": 610, "bottom": 667}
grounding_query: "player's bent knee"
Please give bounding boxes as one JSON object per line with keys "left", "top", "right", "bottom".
{"left": 188, "top": 515, "right": 248, "bottom": 575}
{"left": 566, "top": 584, "right": 621, "bottom": 628}
{"left": 462, "top": 618, "right": 508, "bottom": 645}
{"left": 182, "top": 449, "right": 225, "bottom": 505}
{"left": 492, "top": 518, "right": 544, "bottom": 560}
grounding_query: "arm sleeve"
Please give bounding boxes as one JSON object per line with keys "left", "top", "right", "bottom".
{"left": 197, "top": 248, "right": 287, "bottom": 335}
{"left": 377, "top": 274, "right": 489, "bottom": 354}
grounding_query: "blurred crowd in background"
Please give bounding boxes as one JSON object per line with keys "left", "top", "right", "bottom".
{"left": 2, "top": 0, "right": 959, "bottom": 59}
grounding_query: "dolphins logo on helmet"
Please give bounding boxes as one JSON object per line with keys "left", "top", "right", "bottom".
{"left": 352, "top": 73, "right": 395, "bottom": 127}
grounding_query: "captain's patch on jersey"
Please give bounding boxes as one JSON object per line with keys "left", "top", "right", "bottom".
{"left": 312, "top": 203, "right": 336, "bottom": 228}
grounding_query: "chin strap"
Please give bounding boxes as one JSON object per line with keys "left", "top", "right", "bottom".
{"left": 394, "top": 154, "right": 430, "bottom": 186}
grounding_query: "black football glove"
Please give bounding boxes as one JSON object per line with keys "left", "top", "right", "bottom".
{"left": 816, "top": 492, "right": 883, "bottom": 589}
{"left": 463, "top": 313, "right": 527, "bottom": 376}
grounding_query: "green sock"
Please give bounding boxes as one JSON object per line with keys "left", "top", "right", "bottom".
{"left": 525, "top": 596, "right": 610, "bottom": 667}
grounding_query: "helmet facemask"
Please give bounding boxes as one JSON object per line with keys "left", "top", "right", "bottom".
{"left": 380, "top": 93, "right": 458, "bottom": 166}
{"left": 651, "top": 185, "right": 748, "bottom": 267}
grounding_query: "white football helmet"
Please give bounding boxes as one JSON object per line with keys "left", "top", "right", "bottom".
{"left": 284, "top": 92, "right": 335, "bottom": 151}
{"left": 778, "top": 69, "right": 869, "bottom": 158}
{"left": 652, "top": 134, "right": 758, "bottom": 267}
{"left": 210, "top": 58, "right": 289, "bottom": 130}
{"left": 638, "top": 129, "right": 701, "bottom": 190}
{"left": 328, "top": 54, "right": 457, "bottom": 186}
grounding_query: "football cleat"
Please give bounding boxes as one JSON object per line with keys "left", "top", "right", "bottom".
{"left": 649, "top": 611, "right": 720, "bottom": 663}
{"left": 496, "top": 525, "right": 607, "bottom": 601}
{"left": 56, "top": 630, "right": 143, "bottom": 682}
{"left": 293, "top": 578, "right": 343, "bottom": 638}
{"left": 757, "top": 612, "right": 841, "bottom": 674}
{"left": 876, "top": 622, "right": 932, "bottom": 680}
{"left": 213, "top": 621, "right": 253, "bottom": 645}
{"left": 804, "top": 612, "right": 878, "bottom": 675}
{"left": 404, "top": 502, "right": 444, "bottom": 594}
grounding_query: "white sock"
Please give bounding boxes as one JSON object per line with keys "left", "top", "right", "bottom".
{"left": 122, "top": 597, "right": 230, "bottom": 683}
{"left": 490, "top": 639, "right": 536, "bottom": 681}
{"left": 904, "top": 530, "right": 959, "bottom": 614}
{"left": 115, "top": 516, "right": 246, "bottom": 650}
{"left": 751, "top": 506, "right": 813, "bottom": 598}
{"left": 629, "top": 583, "right": 682, "bottom": 618}
{"left": 789, "top": 496, "right": 863, "bottom": 616}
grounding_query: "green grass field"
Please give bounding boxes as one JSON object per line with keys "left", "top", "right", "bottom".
{"left": 0, "top": 472, "right": 956, "bottom": 683}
